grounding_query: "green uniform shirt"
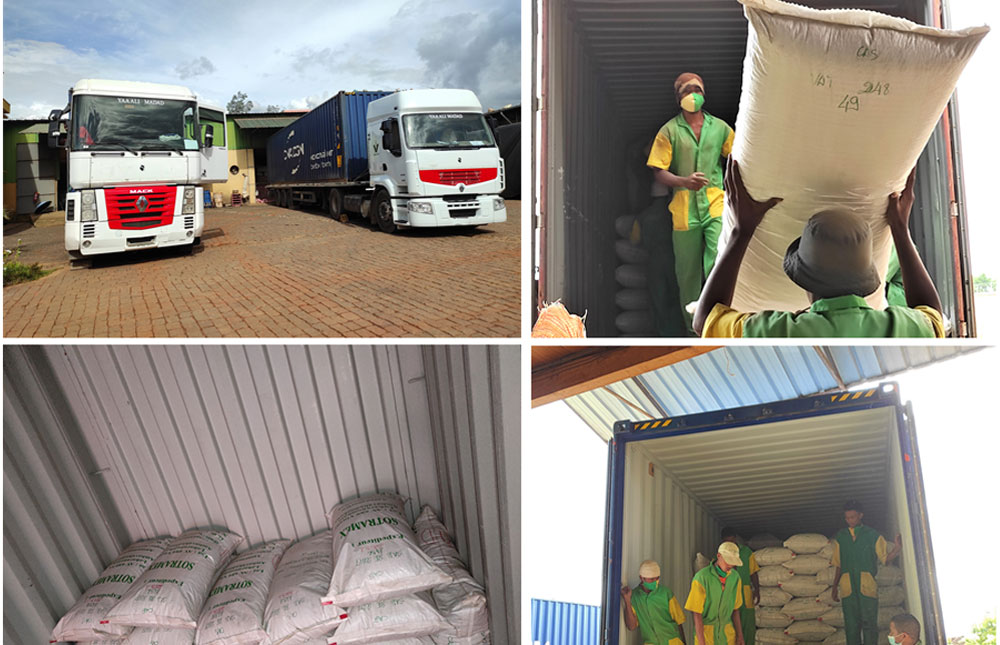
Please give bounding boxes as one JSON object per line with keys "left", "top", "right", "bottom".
{"left": 732, "top": 545, "right": 759, "bottom": 609}
{"left": 703, "top": 295, "right": 944, "bottom": 338}
{"left": 630, "top": 582, "right": 687, "bottom": 645}
{"left": 647, "top": 112, "right": 734, "bottom": 231}
{"left": 685, "top": 562, "right": 744, "bottom": 645}
{"left": 832, "top": 525, "right": 887, "bottom": 599}
{"left": 886, "top": 248, "right": 907, "bottom": 308}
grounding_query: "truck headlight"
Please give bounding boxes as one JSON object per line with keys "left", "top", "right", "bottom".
{"left": 408, "top": 201, "right": 433, "bottom": 214}
{"left": 182, "top": 187, "right": 196, "bottom": 214}
{"left": 80, "top": 190, "right": 98, "bottom": 221}
{"left": 493, "top": 197, "right": 505, "bottom": 211}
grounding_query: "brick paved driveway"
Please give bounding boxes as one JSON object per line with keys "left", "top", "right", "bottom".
{"left": 3, "top": 202, "right": 520, "bottom": 337}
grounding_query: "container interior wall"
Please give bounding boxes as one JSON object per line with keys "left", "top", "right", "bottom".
{"left": 617, "top": 406, "right": 924, "bottom": 643}
{"left": 544, "top": 0, "right": 963, "bottom": 336}
{"left": 620, "top": 442, "right": 720, "bottom": 645}
{"left": 3, "top": 345, "right": 518, "bottom": 645}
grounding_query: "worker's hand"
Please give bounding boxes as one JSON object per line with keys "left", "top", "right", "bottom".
{"left": 724, "top": 157, "right": 782, "bottom": 237}
{"left": 886, "top": 166, "right": 916, "bottom": 236}
{"left": 753, "top": 589, "right": 761, "bottom": 607}
{"left": 735, "top": 634, "right": 746, "bottom": 645}
{"left": 831, "top": 586, "right": 839, "bottom": 603}
{"left": 894, "top": 534, "right": 902, "bottom": 549}
{"left": 684, "top": 172, "right": 710, "bottom": 190}
{"left": 621, "top": 584, "right": 632, "bottom": 602}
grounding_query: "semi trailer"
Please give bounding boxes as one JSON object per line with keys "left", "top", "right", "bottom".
{"left": 47, "top": 79, "right": 228, "bottom": 257}
{"left": 266, "top": 89, "right": 507, "bottom": 233}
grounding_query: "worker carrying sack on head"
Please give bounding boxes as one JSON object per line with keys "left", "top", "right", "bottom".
{"left": 720, "top": 528, "right": 760, "bottom": 645}
{"left": 831, "top": 500, "right": 903, "bottom": 645}
{"left": 646, "top": 73, "right": 735, "bottom": 334}
{"left": 693, "top": 162, "right": 944, "bottom": 338}
{"left": 621, "top": 559, "right": 688, "bottom": 645}
{"left": 685, "top": 542, "right": 746, "bottom": 645}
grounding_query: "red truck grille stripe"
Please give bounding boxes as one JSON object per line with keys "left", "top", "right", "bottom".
{"left": 104, "top": 186, "right": 176, "bottom": 230}
{"left": 419, "top": 168, "right": 498, "bottom": 186}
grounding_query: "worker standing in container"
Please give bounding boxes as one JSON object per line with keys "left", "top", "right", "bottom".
{"left": 621, "top": 559, "right": 688, "bottom": 645}
{"left": 685, "top": 542, "right": 745, "bottom": 645}
{"left": 831, "top": 500, "right": 902, "bottom": 645}
{"left": 647, "top": 72, "right": 735, "bottom": 333}
{"left": 721, "top": 528, "right": 760, "bottom": 645}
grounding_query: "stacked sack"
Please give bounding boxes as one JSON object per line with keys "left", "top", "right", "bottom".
{"left": 322, "top": 493, "right": 453, "bottom": 644}
{"left": 755, "top": 533, "right": 836, "bottom": 644}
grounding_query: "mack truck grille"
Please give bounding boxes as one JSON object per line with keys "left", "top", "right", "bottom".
{"left": 419, "top": 168, "right": 498, "bottom": 186}
{"left": 105, "top": 186, "right": 176, "bottom": 230}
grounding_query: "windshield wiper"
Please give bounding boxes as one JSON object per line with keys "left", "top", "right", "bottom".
{"left": 102, "top": 141, "right": 138, "bottom": 155}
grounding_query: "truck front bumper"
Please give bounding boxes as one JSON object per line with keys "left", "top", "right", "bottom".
{"left": 393, "top": 197, "right": 507, "bottom": 227}
{"left": 66, "top": 215, "right": 203, "bottom": 256}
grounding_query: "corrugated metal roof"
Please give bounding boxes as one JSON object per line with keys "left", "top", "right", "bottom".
{"left": 17, "top": 123, "right": 49, "bottom": 134}
{"left": 232, "top": 116, "right": 300, "bottom": 128}
{"left": 531, "top": 598, "right": 600, "bottom": 645}
{"left": 3, "top": 345, "right": 518, "bottom": 645}
{"left": 565, "top": 345, "right": 982, "bottom": 440}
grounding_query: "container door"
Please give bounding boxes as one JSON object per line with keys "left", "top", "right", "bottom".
{"left": 601, "top": 426, "right": 630, "bottom": 645}
{"left": 199, "top": 106, "right": 228, "bottom": 183}
{"left": 896, "top": 402, "right": 946, "bottom": 644}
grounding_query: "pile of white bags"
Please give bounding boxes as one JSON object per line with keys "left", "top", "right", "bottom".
{"left": 717, "top": 0, "right": 988, "bottom": 314}
{"left": 325, "top": 595, "right": 451, "bottom": 645}
{"left": 50, "top": 537, "right": 172, "bottom": 642}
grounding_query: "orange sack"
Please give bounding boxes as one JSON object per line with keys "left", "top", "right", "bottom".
{"left": 531, "top": 301, "right": 586, "bottom": 338}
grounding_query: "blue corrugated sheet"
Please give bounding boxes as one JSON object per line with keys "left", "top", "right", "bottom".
{"left": 267, "top": 90, "right": 391, "bottom": 185}
{"left": 565, "top": 346, "right": 982, "bottom": 440}
{"left": 532, "top": 598, "right": 600, "bottom": 645}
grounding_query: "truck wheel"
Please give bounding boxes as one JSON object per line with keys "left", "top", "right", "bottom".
{"left": 275, "top": 189, "right": 286, "bottom": 208}
{"left": 373, "top": 191, "right": 396, "bottom": 233}
{"left": 328, "top": 188, "right": 345, "bottom": 221}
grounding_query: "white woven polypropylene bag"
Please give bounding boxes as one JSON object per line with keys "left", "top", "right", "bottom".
{"left": 876, "top": 565, "right": 905, "bottom": 586}
{"left": 759, "top": 587, "right": 793, "bottom": 607}
{"left": 782, "top": 554, "right": 832, "bottom": 575}
{"left": 823, "top": 630, "right": 847, "bottom": 645}
{"left": 818, "top": 607, "right": 845, "bottom": 628}
{"left": 324, "top": 494, "right": 450, "bottom": 607}
{"left": 816, "top": 567, "right": 837, "bottom": 586}
{"left": 759, "top": 565, "right": 795, "bottom": 587}
{"left": 756, "top": 628, "right": 798, "bottom": 645}
{"left": 783, "top": 534, "right": 830, "bottom": 555}
{"left": 781, "top": 598, "right": 831, "bottom": 621}
{"left": 749, "top": 534, "right": 784, "bottom": 550}
{"left": 414, "top": 506, "right": 489, "bottom": 640}
{"left": 196, "top": 539, "right": 291, "bottom": 645}
{"left": 125, "top": 627, "right": 196, "bottom": 645}
{"left": 105, "top": 529, "right": 244, "bottom": 628}
{"left": 754, "top": 547, "right": 795, "bottom": 566}
{"left": 325, "top": 594, "right": 450, "bottom": 645}
{"left": 264, "top": 532, "right": 347, "bottom": 645}
{"left": 778, "top": 575, "right": 829, "bottom": 598}
{"left": 879, "top": 584, "right": 906, "bottom": 606}
{"left": 718, "top": 0, "right": 988, "bottom": 313}
{"left": 51, "top": 537, "right": 172, "bottom": 642}
{"left": 786, "top": 620, "right": 837, "bottom": 641}
{"left": 878, "top": 606, "right": 905, "bottom": 629}
{"left": 756, "top": 607, "right": 793, "bottom": 629}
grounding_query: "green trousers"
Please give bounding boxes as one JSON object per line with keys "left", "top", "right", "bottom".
{"left": 842, "top": 592, "right": 879, "bottom": 645}
{"left": 638, "top": 197, "right": 688, "bottom": 337}
{"left": 739, "top": 606, "right": 755, "bottom": 645}
{"left": 672, "top": 214, "right": 721, "bottom": 332}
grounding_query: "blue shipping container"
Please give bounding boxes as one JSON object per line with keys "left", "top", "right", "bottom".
{"left": 531, "top": 599, "right": 600, "bottom": 645}
{"left": 266, "top": 90, "right": 392, "bottom": 185}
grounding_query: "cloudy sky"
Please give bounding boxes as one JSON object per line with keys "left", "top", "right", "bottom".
{"left": 2, "top": 0, "right": 521, "bottom": 118}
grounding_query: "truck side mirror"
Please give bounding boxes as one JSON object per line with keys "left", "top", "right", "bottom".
{"left": 47, "top": 109, "right": 66, "bottom": 149}
{"left": 380, "top": 119, "right": 402, "bottom": 157}
{"left": 204, "top": 124, "right": 215, "bottom": 149}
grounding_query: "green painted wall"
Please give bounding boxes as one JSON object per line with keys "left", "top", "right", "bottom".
{"left": 3, "top": 123, "right": 41, "bottom": 184}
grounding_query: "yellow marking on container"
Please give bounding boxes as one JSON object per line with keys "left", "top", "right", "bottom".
{"left": 852, "top": 391, "right": 863, "bottom": 400}
{"left": 832, "top": 395, "right": 839, "bottom": 402}
{"left": 651, "top": 420, "right": 662, "bottom": 429}
{"left": 662, "top": 419, "right": 672, "bottom": 428}
{"left": 865, "top": 389, "right": 875, "bottom": 397}
{"left": 840, "top": 393, "right": 851, "bottom": 402}
{"left": 640, "top": 422, "right": 651, "bottom": 430}
{"left": 337, "top": 155, "right": 343, "bottom": 168}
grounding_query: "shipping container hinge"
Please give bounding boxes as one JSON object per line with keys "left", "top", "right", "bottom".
{"left": 949, "top": 201, "right": 958, "bottom": 219}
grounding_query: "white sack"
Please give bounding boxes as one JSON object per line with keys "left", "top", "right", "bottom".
{"left": 879, "top": 584, "right": 906, "bottom": 606}
{"left": 786, "top": 620, "right": 837, "bottom": 641}
{"left": 749, "top": 534, "right": 784, "bottom": 550}
{"left": 264, "top": 532, "right": 348, "bottom": 645}
{"left": 781, "top": 599, "right": 831, "bottom": 621}
{"left": 432, "top": 637, "right": 490, "bottom": 645}
{"left": 783, "top": 555, "right": 831, "bottom": 575}
{"left": 818, "top": 607, "right": 844, "bottom": 628}
{"left": 694, "top": 552, "right": 712, "bottom": 574}
{"left": 778, "top": 576, "right": 829, "bottom": 598}
{"left": 816, "top": 588, "right": 840, "bottom": 606}
{"left": 759, "top": 565, "right": 795, "bottom": 587}
{"left": 878, "top": 606, "right": 905, "bottom": 629}
{"left": 757, "top": 607, "right": 794, "bottom": 629}
{"left": 51, "top": 537, "right": 172, "bottom": 642}
{"left": 196, "top": 539, "right": 291, "bottom": 645}
{"left": 106, "top": 529, "right": 244, "bottom": 628}
{"left": 414, "top": 506, "right": 489, "bottom": 639}
{"left": 755, "top": 547, "right": 795, "bottom": 566}
{"left": 815, "top": 567, "right": 837, "bottom": 586}
{"left": 756, "top": 628, "right": 799, "bottom": 645}
{"left": 718, "top": 0, "right": 989, "bottom": 313}
{"left": 877, "top": 565, "right": 904, "bottom": 586}
{"left": 125, "top": 628, "right": 196, "bottom": 645}
{"left": 823, "top": 630, "right": 846, "bottom": 645}
{"left": 816, "top": 542, "right": 834, "bottom": 561}
{"left": 783, "top": 535, "right": 830, "bottom": 555}
{"left": 759, "top": 587, "right": 793, "bottom": 607}
{"left": 326, "top": 594, "right": 450, "bottom": 645}
{"left": 324, "top": 494, "right": 451, "bottom": 607}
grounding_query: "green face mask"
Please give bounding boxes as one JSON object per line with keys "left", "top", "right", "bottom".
{"left": 680, "top": 92, "right": 705, "bottom": 113}
{"left": 643, "top": 581, "right": 658, "bottom": 591}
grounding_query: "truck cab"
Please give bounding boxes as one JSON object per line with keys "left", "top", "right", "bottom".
{"left": 365, "top": 89, "right": 507, "bottom": 232}
{"left": 50, "top": 79, "right": 227, "bottom": 257}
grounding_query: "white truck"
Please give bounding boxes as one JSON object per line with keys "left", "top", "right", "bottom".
{"left": 47, "top": 79, "right": 228, "bottom": 257}
{"left": 266, "top": 88, "right": 507, "bottom": 233}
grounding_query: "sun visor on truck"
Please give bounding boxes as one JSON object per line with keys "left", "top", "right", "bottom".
{"left": 718, "top": 0, "right": 988, "bottom": 314}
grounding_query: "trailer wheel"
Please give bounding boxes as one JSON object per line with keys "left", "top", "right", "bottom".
{"left": 275, "top": 189, "right": 285, "bottom": 208}
{"left": 373, "top": 190, "right": 396, "bottom": 233}
{"left": 285, "top": 190, "right": 296, "bottom": 209}
{"left": 328, "top": 188, "right": 345, "bottom": 221}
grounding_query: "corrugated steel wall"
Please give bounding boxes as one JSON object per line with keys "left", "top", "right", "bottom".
{"left": 3, "top": 344, "right": 519, "bottom": 645}
{"left": 531, "top": 598, "right": 600, "bottom": 645}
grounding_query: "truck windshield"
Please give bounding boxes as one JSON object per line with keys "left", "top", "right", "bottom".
{"left": 402, "top": 113, "right": 496, "bottom": 149}
{"left": 71, "top": 95, "right": 198, "bottom": 152}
